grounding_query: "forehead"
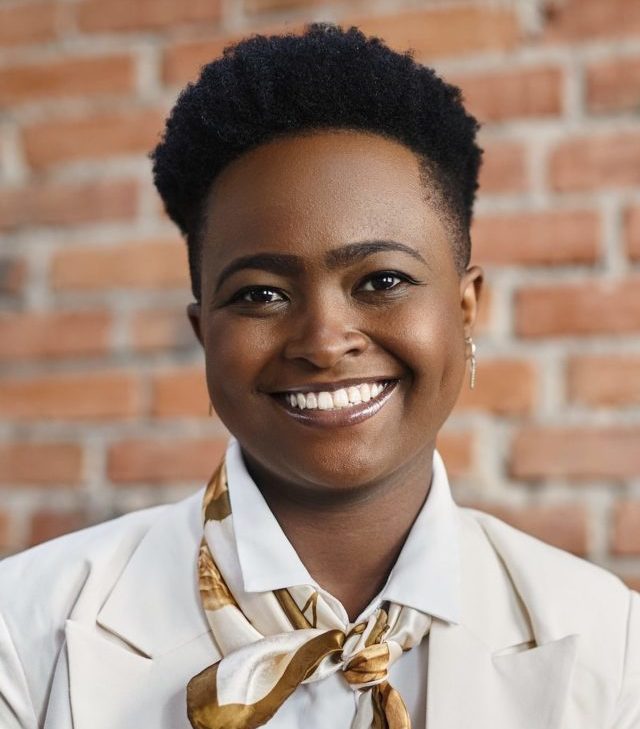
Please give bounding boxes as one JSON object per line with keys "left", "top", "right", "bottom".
{"left": 202, "top": 129, "right": 448, "bottom": 261}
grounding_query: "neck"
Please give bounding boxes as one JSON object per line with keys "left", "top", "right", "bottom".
{"left": 242, "top": 448, "right": 434, "bottom": 622}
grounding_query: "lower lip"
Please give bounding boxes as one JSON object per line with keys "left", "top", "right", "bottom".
{"left": 270, "top": 380, "right": 399, "bottom": 429}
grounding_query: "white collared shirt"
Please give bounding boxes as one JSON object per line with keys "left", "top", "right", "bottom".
{"left": 225, "top": 437, "right": 461, "bottom": 729}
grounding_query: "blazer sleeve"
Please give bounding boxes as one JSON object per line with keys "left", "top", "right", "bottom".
{"left": 611, "top": 590, "right": 640, "bottom": 729}
{"left": 0, "top": 611, "right": 37, "bottom": 729}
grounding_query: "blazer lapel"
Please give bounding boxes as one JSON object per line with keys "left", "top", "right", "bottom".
{"left": 60, "top": 491, "right": 222, "bottom": 729}
{"left": 427, "top": 620, "right": 578, "bottom": 729}
{"left": 426, "top": 510, "right": 579, "bottom": 729}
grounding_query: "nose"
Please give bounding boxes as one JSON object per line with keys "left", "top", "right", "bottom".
{"left": 282, "top": 298, "right": 369, "bottom": 370}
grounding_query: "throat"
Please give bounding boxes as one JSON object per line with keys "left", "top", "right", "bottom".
{"left": 239, "top": 444, "right": 435, "bottom": 622}
{"left": 308, "top": 547, "right": 403, "bottom": 622}
{"left": 256, "top": 479, "right": 432, "bottom": 622}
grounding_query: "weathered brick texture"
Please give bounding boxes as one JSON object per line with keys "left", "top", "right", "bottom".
{"left": 0, "top": 54, "right": 135, "bottom": 106}
{"left": 0, "top": 0, "right": 639, "bottom": 588}
{"left": 0, "top": 180, "right": 139, "bottom": 231}
{"left": 51, "top": 238, "right": 188, "bottom": 291}
{"left": 0, "top": 372, "right": 142, "bottom": 421}
{"left": 77, "top": 0, "right": 222, "bottom": 33}
{"left": 0, "top": 311, "right": 112, "bottom": 361}
{"left": 107, "top": 437, "right": 228, "bottom": 484}
{"left": 515, "top": 278, "right": 640, "bottom": 337}
{"left": 0, "top": 443, "right": 84, "bottom": 486}
{"left": 23, "top": 108, "right": 168, "bottom": 170}
{"left": 0, "top": 2, "right": 60, "bottom": 48}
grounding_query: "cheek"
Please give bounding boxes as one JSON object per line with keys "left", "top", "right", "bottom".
{"left": 203, "top": 321, "right": 272, "bottom": 405}
{"left": 392, "top": 299, "right": 462, "bottom": 372}
{"left": 388, "top": 298, "right": 465, "bottom": 414}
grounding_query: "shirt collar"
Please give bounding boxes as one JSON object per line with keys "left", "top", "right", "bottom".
{"left": 225, "top": 436, "right": 461, "bottom": 625}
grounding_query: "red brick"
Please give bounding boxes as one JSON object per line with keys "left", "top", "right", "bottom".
{"left": 244, "top": 0, "right": 322, "bottom": 13}
{"left": 612, "top": 502, "right": 640, "bottom": 555}
{"left": 568, "top": 355, "right": 640, "bottom": 407}
{"left": 0, "top": 257, "right": 27, "bottom": 296}
{"left": 163, "top": 10, "right": 519, "bottom": 85}
{"left": 472, "top": 209, "right": 599, "bottom": 266}
{"left": 130, "top": 307, "right": 197, "bottom": 352}
{"left": 478, "top": 141, "right": 528, "bottom": 194}
{"left": 350, "top": 8, "right": 519, "bottom": 59}
{"left": 0, "top": 512, "right": 9, "bottom": 550}
{"left": 0, "top": 443, "right": 83, "bottom": 486}
{"left": 108, "top": 436, "right": 227, "bottom": 484}
{"left": 28, "top": 510, "right": 87, "bottom": 547}
{"left": 130, "top": 308, "right": 194, "bottom": 352}
{"left": 544, "top": 0, "right": 640, "bottom": 42}
{"left": 51, "top": 239, "right": 188, "bottom": 291}
{"left": 511, "top": 426, "right": 640, "bottom": 481}
{"left": 151, "top": 367, "right": 210, "bottom": 418}
{"left": 625, "top": 206, "right": 640, "bottom": 261}
{"left": 450, "top": 67, "right": 563, "bottom": 122}
{"left": 586, "top": 56, "right": 640, "bottom": 114}
{"left": 24, "top": 108, "right": 167, "bottom": 170}
{"left": 162, "top": 25, "right": 297, "bottom": 85}
{"left": 0, "top": 179, "right": 138, "bottom": 232}
{"left": 0, "top": 54, "right": 134, "bottom": 106}
{"left": 549, "top": 132, "right": 640, "bottom": 191}
{"left": 0, "top": 311, "right": 111, "bottom": 361}
{"left": 464, "top": 503, "right": 588, "bottom": 555}
{"left": 435, "top": 431, "right": 473, "bottom": 478}
{"left": 621, "top": 575, "right": 640, "bottom": 593}
{"left": 0, "top": 371, "right": 141, "bottom": 421}
{"left": 77, "top": 0, "right": 222, "bottom": 33}
{"left": 454, "top": 359, "right": 536, "bottom": 415}
{"left": 515, "top": 277, "right": 640, "bottom": 337}
{"left": 164, "top": 36, "right": 232, "bottom": 85}
{"left": 0, "top": 2, "right": 58, "bottom": 48}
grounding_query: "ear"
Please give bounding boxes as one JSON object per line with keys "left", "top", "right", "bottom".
{"left": 186, "top": 302, "right": 204, "bottom": 347}
{"left": 459, "top": 265, "right": 484, "bottom": 337}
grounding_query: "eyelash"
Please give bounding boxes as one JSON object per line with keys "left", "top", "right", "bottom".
{"left": 229, "top": 271, "right": 417, "bottom": 306}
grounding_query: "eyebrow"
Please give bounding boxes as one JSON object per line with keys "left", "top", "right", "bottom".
{"left": 213, "top": 240, "right": 428, "bottom": 294}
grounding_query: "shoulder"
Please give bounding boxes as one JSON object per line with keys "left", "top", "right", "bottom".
{"left": 461, "top": 506, "right": 630, "bottom": 605}
{"left": 460, "top": 507, "right": 637, "bottom": 674}
{"left": 0, "top": 495, "right": 195, "bottom": 720}
{"left": 0, "top": 503, "right": 167, "bottom": 625}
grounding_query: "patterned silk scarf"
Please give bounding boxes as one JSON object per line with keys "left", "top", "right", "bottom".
{"left": 186, "top": 458, "right": 433, "bottom": 729}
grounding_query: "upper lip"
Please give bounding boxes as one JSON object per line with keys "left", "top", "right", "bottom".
{"left": 267, "top": 377, "right": 401, "bottom": 394}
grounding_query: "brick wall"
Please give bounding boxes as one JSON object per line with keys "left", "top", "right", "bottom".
{"left": 0, "top": 0, "right": 639, "bottom": 590}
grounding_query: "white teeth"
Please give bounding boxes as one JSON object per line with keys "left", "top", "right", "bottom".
{"left": 333, "top": 388, "right": 349, "bottom": 408}
{"left": 317, "top": 392, "right": 333, "bottom": 410}
{"left": 347, "top": 386, "right": 362, "bottom": 404}
{"left": 284, "top": 381, "right": 391, "bottom": 411}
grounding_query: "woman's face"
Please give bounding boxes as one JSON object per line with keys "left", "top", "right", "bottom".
{"left": 188, "top": 130, "right": 482, "bottom": 495}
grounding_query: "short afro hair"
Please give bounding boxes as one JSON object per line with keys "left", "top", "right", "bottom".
{"left": 151, "top": 22, "right": 482, "bottom": 302}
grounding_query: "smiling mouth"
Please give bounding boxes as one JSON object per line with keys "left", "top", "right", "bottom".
{"left": 269, "top": 379, "right": 400, "bottom": 428}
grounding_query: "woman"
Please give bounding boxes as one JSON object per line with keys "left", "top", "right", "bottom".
{"left": 0, "top": 23, "right": 637, "bottom": 729}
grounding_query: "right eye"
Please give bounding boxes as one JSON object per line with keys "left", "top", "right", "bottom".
{"left": 230, "top": 287, "right": 287, "bottom": 305}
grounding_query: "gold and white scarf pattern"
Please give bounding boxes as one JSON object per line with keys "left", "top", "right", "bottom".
{"left": 187, "top": 458, "right": 433, "bottom": 729}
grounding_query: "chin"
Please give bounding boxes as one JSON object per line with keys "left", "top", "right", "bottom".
{"left": 279, "top": 443, "right": 398, "bottom": 495}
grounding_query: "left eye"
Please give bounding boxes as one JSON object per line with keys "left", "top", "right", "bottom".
{"left": 358, "top": 273, "right": 405, "bottom": 292}
{"left": 235, "top": 287, "right": 286, "bottom": 304}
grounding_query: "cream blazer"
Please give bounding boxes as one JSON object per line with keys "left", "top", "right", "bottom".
{"left": 1, "top": 488, "right": 638, "bottom": 729}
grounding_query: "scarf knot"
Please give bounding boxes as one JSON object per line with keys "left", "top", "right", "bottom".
{"left": 187, "top": 459, "right": 432, "bottom": 729}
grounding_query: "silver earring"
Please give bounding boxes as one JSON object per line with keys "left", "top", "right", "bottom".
{"left": 465, "top": 336, "right": 476, "bottom": 390}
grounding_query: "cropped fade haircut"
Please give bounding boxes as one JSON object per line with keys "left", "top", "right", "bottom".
{"left": 151, "top": 23, "right": 482, "bottom": 302}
